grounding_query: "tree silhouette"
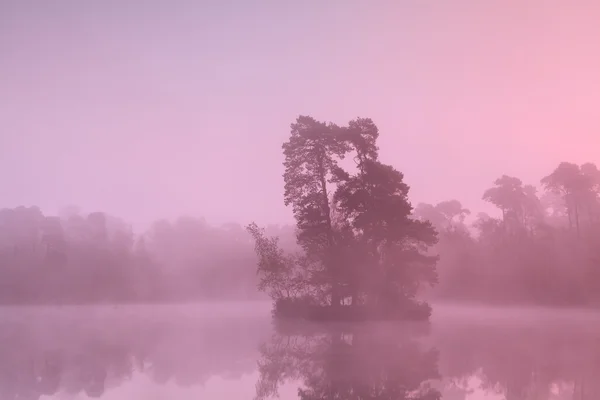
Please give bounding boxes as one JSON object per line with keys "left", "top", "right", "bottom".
{"left": 248, "top": 116, "right": 439, "bottom": 320}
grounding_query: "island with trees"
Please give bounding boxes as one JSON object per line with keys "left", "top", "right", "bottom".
{"left": 247, "top": 116, "right": 439, "bottom": 321}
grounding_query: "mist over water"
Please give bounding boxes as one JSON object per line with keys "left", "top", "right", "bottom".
{"left": 0, "top": 303, "right": 596, "bottom": 400}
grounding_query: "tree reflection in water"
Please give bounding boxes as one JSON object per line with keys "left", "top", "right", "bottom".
{"left": 254, "top": 322, "right": 441, "bottom": 400}
{"left": 0, "top": 308, "right": 271, "bottom": 399}
{"left": 1, "top": 307, "right": 600, "bottom": 399}
{"left": 433, "top": 314, "right": 600, "bottom": 400}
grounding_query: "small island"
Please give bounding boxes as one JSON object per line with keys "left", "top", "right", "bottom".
{"left": 247, "top": 116, "right": 439, "bottom": 322}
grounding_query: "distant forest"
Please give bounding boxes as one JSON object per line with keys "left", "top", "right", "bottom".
{"left": 0, "top": 206, "right": 284, "bottom": 303}
{"left": 417, "top": 166, "right": 600, "bottom": 305}
{"left": 2, "top": 120, "right": 600, "bottom": 306}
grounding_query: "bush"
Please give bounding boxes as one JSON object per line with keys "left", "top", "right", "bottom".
{"left": 272, "top": 297, "right": 432, "bottom": 322}
{"left": 272, "top": 297, "right": 314, "bottom": 319}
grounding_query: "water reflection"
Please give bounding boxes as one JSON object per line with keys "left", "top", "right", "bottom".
{"left": 1, "top": 306, "right": 600, "bottom": 399}
{"left": 255, "top": 322, "right": 440, "bottom": 399}
{"left": 433, "top": 310, "right": 600, "bottom": 400}
{"left": 0, "top": 305, "right": 272, "bottom": 399}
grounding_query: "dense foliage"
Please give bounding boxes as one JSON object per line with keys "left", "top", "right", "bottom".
{"left": 248, "top": 116, "right": 439, "bottom": 319}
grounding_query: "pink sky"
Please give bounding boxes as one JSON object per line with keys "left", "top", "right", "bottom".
{"left": 2, "top": 1, "right": 600, "bottom": 230}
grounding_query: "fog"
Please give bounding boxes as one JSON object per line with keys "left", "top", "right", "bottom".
{"left": 3, "top": 1, "right": 600, "bottom": 399}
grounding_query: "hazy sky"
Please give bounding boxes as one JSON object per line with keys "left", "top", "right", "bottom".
{"left": 2, "top": 1, "right": 600, "bottom": 230}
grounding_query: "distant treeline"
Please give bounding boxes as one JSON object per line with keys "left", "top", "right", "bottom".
{"left": 0, "top": 206, "right": 296, "bottom": 303}
{"left": 4, "top": 159, "right": 600, "bottom": 307}
{"left": 3, "top": 159, "right": 600, "bottom": 306}
{"left": 418, "top": 163, "right": 600, "bottom": 306}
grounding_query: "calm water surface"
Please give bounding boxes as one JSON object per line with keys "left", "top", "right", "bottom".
{"left": 2, "top": 302, "right": 600, "bottom": 399}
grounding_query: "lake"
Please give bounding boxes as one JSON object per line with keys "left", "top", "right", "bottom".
{"left": 1, "top": 302, "right": 599, "bottom": 399}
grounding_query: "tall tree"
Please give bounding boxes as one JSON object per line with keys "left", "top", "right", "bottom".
{"left": 540, "top": 162, "right": 600, "bottom": 236}
{"left": 335, "top": 158, "right": 438, "bottom": 309}
{"left": 482, "top": 175, "right": 542, "bottom": 236}
{"left": 414, "top": 200, "right": 471, "bottom": 234}
{"left": 282, "top": 116, "right": 350, "bottom": 306}
{"left": 333, "top": 117, "right": 438, "bottom": 311}
{"left": 249, "top": 115, "right": 439, "bottom": 317}
{"left": 435, "top": 200, "right": 471, "bottom": 231}
{"left": 482, "top": 176, "right": 525, "bottom": 225}
{"left": 579, "top": 162, "right": 600, "bottom": 226}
